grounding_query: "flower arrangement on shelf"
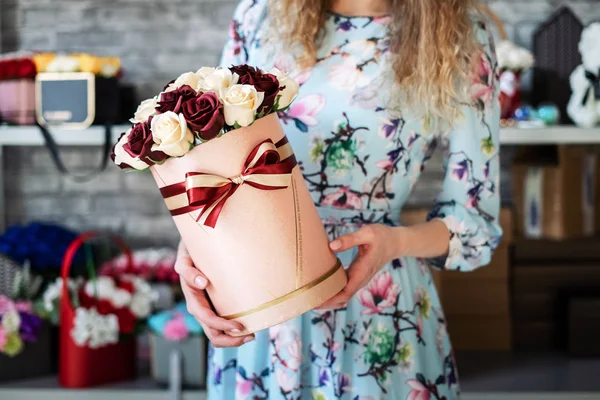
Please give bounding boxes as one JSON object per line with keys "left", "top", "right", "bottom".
{"left": 148, "top": 303, "right": 203, "bottom": 342}
{"left": 98, "top": 248, "right": 178, "bottom": 284}
{"left": 0, "top": 295, "right": 43, "bottom": 357}
{"left": 0, "top": 53, "right": 37, "bottom": 81}
{"left": 0, "top": 223, "right": 82, "bottom": 274}
{"left": 495, "top": 40, "right": 536, "bottom": 122}
{"left": 112, "top": 64, "right": 299, "bottom": 171}
{"left": 32, "top": 53, "right": 121, "bottom": 78}
{"left": 41, "top": 275, "right": 157, "bottom": 348}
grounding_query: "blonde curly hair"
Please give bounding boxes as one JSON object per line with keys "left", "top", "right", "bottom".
{"left": 267, "top": 0, "right": 485, "bottom": 126}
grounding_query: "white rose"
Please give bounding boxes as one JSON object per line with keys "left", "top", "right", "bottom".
{"left": 220, "top": 84, "right": 265, "bottom": 127}
{"left": 100, "top": 63, "right": 119, "bottom": 78}
{"left": 85, "top": 276, "right": 116, "bottom": 299}
{"left": 113, "top": 130, "right": 150, "bottom": 170}
{"left": 150, "top": 112, "right": 194, "bottom": 157}
{"left": 165, "top": 71, "right": 202, "bottom": 93}
{"left": 130, "top": 97, "right": 158, "bottom": 123}
{"left": 112, "top": 289, "right": 133, "bottom": 308}
{"left": 516, "top": 48, "right": 535, "bottom": 70}
{"left": 129, "top": 294, "right": 152, "bottom": 318}
{"left": 196, "top": 66, "right": 216, "bottom": 78}
{"left": 197, "top": 67, "right": 239, "bottom": 93}
{"left": 2, "top": 310, "right": 21, "bottom": 333}
{"left": 45, "top": 55, "right": 80, "bottom": 73}
{"left": 269, "top": 68, "right": 299, "bottom": 110}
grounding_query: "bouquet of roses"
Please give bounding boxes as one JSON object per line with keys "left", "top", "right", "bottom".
{"left": 0, "top": 53, "right": 37, "bottom": 81}
{"left": 111, "top": 64, "right": 346, "bottom": 336}
{"left": 32, "top": 52, "right": 121, "bottom": 78}
{"left": 0, "top": 295, "right": 43, "bottom": 357}
{"left": 112, "top": 65, "right": 299, "bottom": 171}
{"left": 42, "top": 275, "right": 157, "bottom": 349}
{"left": 98, "top": 248, "right": 178, "bottom": 284}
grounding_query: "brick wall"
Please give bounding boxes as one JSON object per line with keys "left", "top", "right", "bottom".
{"left": 1, "top": 0, "right": 599, "bottom": 244}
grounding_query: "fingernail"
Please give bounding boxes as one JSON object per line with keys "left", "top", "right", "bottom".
{"left": 330, "top": 240, "right": 341, "bottom": 251}
{"left": 230, "top": 329, "right": 241, "bottom": 334}
{"left": 243, "top": 336, "right": 254, "bottom": 343}
{"left": 194, "top": 275, "right": 207, "bottom": 288}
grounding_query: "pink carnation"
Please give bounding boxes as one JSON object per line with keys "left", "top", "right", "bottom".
{"left": 164, "top": 316, "right": 189, "bottom": 341}
{"left": 0, "top": 295, "right": 14, "bottom": 314}
{"left": 0, "top": 326, "right": 7, "bottom": 350}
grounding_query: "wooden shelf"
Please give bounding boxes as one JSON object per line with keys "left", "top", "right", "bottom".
{"left": 0, "top": 124, "right": 129, "bottom": 146}
{"left": 500, "top": 126, "right": 600, "bottom": 145}
{"left": 0, "top": 124, "right": 598, "bottom": 146}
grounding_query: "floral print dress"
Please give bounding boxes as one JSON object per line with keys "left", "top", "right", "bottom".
{"left": 209, "top": 1, "right": 502, "bottom": 399}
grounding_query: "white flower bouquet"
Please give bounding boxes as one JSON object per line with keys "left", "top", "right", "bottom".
{"left": 52, "top": 232, "right": 157, "bottom": 388}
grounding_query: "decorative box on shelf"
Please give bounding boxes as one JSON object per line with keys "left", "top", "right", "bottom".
{"left": 0, "top": 57, "right": 37, "bottom": 125}
{"left": 148, "top": 304, "right": 208, "bottom": 388}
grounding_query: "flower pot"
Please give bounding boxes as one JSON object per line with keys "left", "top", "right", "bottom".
{"left": 149, "top": 332, "right": 207, "bottom": 388}
{"left": 0, "top": 321, "right": 53, "bottom": 383}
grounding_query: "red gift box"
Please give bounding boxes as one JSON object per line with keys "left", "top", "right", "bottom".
{"left": 58, "top": 232, "right": 138, "bottom": 388}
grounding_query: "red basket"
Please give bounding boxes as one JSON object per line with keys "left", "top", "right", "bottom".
{"left": 58, "top": 232, "right": 137, "bottom": 388}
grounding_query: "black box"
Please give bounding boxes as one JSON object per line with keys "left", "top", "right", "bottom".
{"left": 0, "top": 321, "right": 54, "bottom": 382}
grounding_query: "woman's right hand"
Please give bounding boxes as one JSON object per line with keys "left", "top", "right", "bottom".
{"left": 175, "top": 240, "right": 255, "bottom": 347}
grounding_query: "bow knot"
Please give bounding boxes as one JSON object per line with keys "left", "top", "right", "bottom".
{"left": 159, "top": 137, "right": 297, "bottom": 228}
{"left": 583, "top": 69, "right": 600, "bottom": 106}
{"left": 230, "top": 174, "right": 245, "bottom": 186}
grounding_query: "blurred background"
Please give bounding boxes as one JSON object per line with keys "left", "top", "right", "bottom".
{"left": 0, "top": 0, "right": 600, "bottom": 399}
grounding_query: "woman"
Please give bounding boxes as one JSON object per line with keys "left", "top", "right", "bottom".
{"left": 176, "top": 0, "right": 502, "bottom": 398}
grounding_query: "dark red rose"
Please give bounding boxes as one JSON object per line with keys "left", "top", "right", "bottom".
{"left": 117, "top": 280, "right": 136, "bottom": 294}
{"left": 17, "top": 59, "right": 37, "bottom": 79}
{"left": 0, "top": 61, "right": 8, "bottom": 80}
{"left": 116, "top": 308, "right": 137, "bottom": 334}
{"left": 229, "top": 64, "right": 280, "bottom": 113}
{"left": 181, "top": 92, "right": 224, "bottom": 140}
{"left": 156, "top": 84, "right": 197, "bottom": 114}
{"left": 4, "top": 60, "right": 18, "bottom": 79}
{"left": 162, "top": 79, "right": 175, "bottom": 91}
{"left": 78, "top": 289, "right": 96, "bottom": 309}
{"left": 123, "top": 119, "right": 167, "bottom": 165}
{"left": 97, "top": 299, "right": 117, "bottom": 315}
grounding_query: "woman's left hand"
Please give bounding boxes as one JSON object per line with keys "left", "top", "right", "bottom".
{"left": 317, "top": 224, "right": 403, "bottom": 310}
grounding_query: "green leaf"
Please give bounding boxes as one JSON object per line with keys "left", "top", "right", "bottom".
{"left": 233, "top": 122, "right": 242, "bottom": 130}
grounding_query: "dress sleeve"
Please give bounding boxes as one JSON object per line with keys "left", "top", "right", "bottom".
{"left": 219, "top": 0, "right": 265, "bottom": 67}
{"left": 427, "top": 21, "right": 503, "bottom": 272}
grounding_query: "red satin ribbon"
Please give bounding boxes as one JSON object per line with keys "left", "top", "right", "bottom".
{"left": 160, "top": 137, "right": 297, "bottom": 228}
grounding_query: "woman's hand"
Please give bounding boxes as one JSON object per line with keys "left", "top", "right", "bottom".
{"left": 317, "top": 224, "right": 403, "bottom": 310}
{"left": 175, "top": 241, "right": 255, "bottom": 347}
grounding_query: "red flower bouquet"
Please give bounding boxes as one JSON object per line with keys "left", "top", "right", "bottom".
{"left": 45, "top": 232, "right": 157, "bottom": 388}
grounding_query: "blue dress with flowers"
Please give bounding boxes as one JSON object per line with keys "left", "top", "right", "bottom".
{"left": 208, "top": 1, "right": 502, "bottom": 399}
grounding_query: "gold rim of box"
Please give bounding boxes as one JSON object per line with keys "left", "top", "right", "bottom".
{"left": 220, "top": 259, "right": 343, "bottom": 320}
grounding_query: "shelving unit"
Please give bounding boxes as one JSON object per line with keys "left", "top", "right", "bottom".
{"left": 0, "top": 124, "right": 598, "bottom": 146}
{"left": 500, "top": 126, "right": 600, "bottom": 145}
{"left": 0, "top": 124, "right": 597, "bottom": 232}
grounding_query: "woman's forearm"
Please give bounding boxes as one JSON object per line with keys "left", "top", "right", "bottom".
{"left": 390, "top": 219, "right": 450, "bottom": 260}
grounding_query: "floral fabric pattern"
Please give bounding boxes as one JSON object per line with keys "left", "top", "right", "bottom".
{"left": 209, "top": 1, "right": 501, "bottom": 399}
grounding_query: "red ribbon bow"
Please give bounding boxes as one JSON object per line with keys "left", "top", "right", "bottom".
{"left": 160, "top": 137, "right": 297, "bottom": 228}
